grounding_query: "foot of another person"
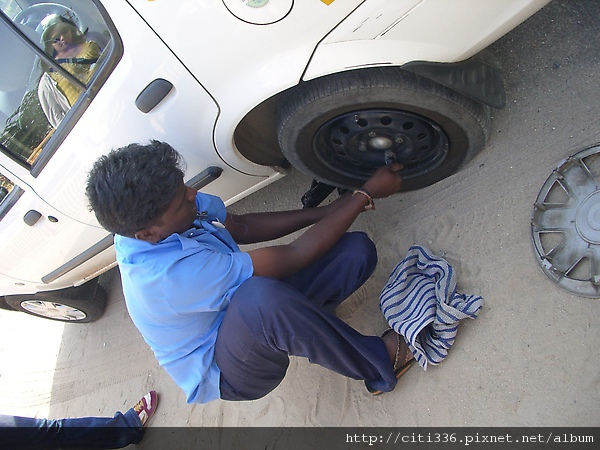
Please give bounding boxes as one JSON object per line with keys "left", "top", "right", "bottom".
{"left": 133, "top": 390, "right": 158, "bottom": 426}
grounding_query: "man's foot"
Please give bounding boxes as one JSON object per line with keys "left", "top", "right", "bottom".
{"left": 383, "top": 328, "right": 415, "bottom": 371}
{"left": 133, "top": 390, "right": 158, "bottom": 426}
{"left": 367, "top": 329, "right": 416, "bottom": 396}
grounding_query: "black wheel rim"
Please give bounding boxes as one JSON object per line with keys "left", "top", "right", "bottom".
{"left": 313, "top": 109, "right": 449, "bottom": 180}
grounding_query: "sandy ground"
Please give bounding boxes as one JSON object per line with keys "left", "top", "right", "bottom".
{"left": 1, "top": 0, "right": 599, "bottom": 444}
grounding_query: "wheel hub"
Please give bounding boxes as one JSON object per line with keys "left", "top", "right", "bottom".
{"left": 20, "top": 300, "right": 87, "bottom": 321}
{"left": 314, "top": 109, "right": 448, "bottom": 180}
{"left": 367, "top": 135, "right": 394, "bottom": 150}
{"left": 576, "top": 191, "right": 600, "bottom": 244}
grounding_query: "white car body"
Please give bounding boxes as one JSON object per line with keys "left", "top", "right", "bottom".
{"left": 0, "top": 0, "right": 550, "bottom": 320}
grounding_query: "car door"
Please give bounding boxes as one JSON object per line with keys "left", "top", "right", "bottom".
{"left": 1, "top": 2, "right": 114, "bottom": 295}
{"left": 0, "top": 164, "right": 110, "bottom": 289}
{"left": 1, "top": 0, "right": 275, "bottom": 298}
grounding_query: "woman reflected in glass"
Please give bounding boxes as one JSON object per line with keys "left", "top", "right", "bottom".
{"left": 37, "top": 14, "right": 101, "bottom": 128}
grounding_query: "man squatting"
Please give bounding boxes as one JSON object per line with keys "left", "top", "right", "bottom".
{"left": 86, "top": 141, "right": 415, "bottom": 403}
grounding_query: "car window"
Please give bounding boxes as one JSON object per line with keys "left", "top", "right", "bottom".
{"left": 0, "top": 0, "right": 115, "bottom": 169}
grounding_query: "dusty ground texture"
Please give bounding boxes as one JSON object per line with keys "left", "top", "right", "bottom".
{"left": 1, "top": 0, "right": 598, "bottom": 446}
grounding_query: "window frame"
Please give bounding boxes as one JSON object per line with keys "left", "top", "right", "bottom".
{"left": 0, "top": 0, "right": 123, "bottom": 177}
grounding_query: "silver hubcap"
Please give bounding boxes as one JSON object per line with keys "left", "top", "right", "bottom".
{"left": 531, "top": 145, "right": 600, "bottom": 297}
{"left": 21, "top": 300, "right": 87, "bottom": 321}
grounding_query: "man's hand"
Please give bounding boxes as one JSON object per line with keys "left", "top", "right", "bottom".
{"left": 362, "top": 163, "right": 403, "bottom": 199}
{"left": 236, "top": 162, "right": 404, "bottom": 279}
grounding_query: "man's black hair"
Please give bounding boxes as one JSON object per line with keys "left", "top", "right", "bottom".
{"left": 86, "top": 140, "right": 186, "bottom": 237}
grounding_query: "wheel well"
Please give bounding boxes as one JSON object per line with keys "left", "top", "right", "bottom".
{"left": 0, "top": 296, "right": 15, "bottom": 311}
{"left": 233, "top": 90, "right": 289, "bottom": 168}
{"left": 234, "top": 56, "right": 499, "bottom": 170}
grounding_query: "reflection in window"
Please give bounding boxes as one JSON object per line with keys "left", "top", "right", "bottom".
{"left": 38, "top": 14, "right": 101, "bottom": 128}
{"left": 1, "top": 1, "right": 111, "bottom": 167}
{"left": 0, "top": 22, "right": 53, "bottom": 165}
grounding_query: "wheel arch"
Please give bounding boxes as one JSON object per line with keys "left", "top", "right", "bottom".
{"left": 234, "top": 61, "right": 496, "bottom": 171}
{"left": 233, "top": 89, "right": 289, "bottom": 168}
{"left": 0, "top": 295, "right": 13, "bottom": 311}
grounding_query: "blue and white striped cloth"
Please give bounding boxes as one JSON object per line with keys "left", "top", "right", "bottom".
{"left": 380, "top": 245, "right": 483, "bottom": 370}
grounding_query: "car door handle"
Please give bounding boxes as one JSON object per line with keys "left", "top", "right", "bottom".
{"left": 186, "top": 166, "right": 223, "bottom": 191}
{"left": 135, "top": 79, "right": 173, "bottom": 113}
{"left": 23, "top": 210, "right": 42, "bottom": 226}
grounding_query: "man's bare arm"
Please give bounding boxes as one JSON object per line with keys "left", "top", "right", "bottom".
{"left": 240, "top": 163, "right": 403, "bottom": 279}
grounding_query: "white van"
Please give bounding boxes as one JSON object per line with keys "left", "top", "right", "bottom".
{"left": 0, "top": 0, "right": 550, "bottom": 322}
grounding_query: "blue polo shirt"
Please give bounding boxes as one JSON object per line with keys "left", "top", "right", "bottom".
{"left": 115, "top": 193, "right": 253, "bottom": 404}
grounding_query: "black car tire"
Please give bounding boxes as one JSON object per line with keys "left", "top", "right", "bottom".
{"left": 5, "top": 280, "right": 107, "bottom": 323}
{"left": 277, "top": 67, "right": 491, "bottom": 191}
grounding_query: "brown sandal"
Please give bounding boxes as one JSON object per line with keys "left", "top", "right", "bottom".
{"left": 367, "top": 328, "right": 416, "bottom": 396}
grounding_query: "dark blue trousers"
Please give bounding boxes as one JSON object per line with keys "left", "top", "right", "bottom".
{"left": 0, "top": 408, "right": 143, "bottom": 449}
{"left": 215, "top": 232, "right": 397, "bottom": 401}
